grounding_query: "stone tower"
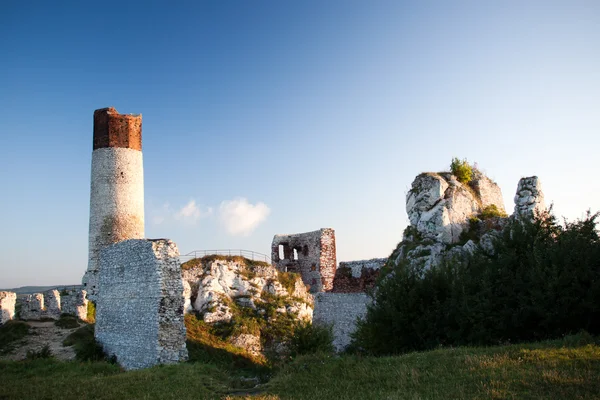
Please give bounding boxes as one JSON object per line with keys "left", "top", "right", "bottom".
{"left": 82, "top": 107, "right": 145, "bottom": 300}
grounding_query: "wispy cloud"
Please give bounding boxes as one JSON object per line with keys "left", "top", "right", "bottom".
{"left": 151, "top": 200, "right": 212, "bottom": 226}
{"left": 218, "top": 198, "right": 271, "bottom": 236}
{"left": 175, "top": 200, "right": 213, "bottom": 224}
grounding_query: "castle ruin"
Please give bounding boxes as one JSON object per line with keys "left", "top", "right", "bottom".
{"left": 82, "top": 107, "right": 145, "bottom": 300}
{"left": 271, "top": 228, "right": 337, "bottom": 293}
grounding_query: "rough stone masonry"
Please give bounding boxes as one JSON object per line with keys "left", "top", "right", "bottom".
{"left": 83, "top": 107, "right": 145, "bottom": 300}
{"left": 95, "top": 239, "right": 188, "bottom": 370}
{"left": 271, "top": 228, "right": 336, "bottom": 293}
{"left": 0, "top": 292, "right": 16, "bottom": 325}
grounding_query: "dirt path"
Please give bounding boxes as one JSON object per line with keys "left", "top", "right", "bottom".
{"left": 1, "top": 321, "right": 79, "bottom": 361}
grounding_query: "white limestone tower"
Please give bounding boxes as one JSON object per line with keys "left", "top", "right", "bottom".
{"left": 82, "top": 107, "right": 145, "bottom": 300}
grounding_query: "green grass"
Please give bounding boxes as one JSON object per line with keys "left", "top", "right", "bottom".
{"left": 1, "top": 334, "right": 598, "bottom": 399}
{"left": 0, "top": 320, "right": 30, "bottom": 354}
{"left": 264, "top": 335, "right": 600, "bottom": 400}
{"left": 181, "top": 255, "right": 271, "bottom": 271}
{"left": 55, "top": 314, "right": 81, "bottom": 329}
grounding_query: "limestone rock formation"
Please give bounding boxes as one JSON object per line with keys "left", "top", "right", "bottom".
{"left": 406, "top": 171, "right": 505, "bottom": 244}
{"left": 390, "top": 167, "right": 541, "bottom": 271}
{"left": 181, "top": 256, "right": 313, "bottom": 357}
{"left": 514, "top": 176, "right": 545, "bottom": 220}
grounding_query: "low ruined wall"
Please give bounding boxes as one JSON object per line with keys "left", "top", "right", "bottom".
{"left": 17, "top": 289, "right": 88, "bottom": 321}
{"left": 0, "top": 292, "right": 16, "bottom": 325}
{"left": 96, "top": 239, "right": 188, "bottom": 370}
{"left": 333, "top": 258, "right": 386, "bottom": 293}
{"left": 20, "top": 293, "right": 45, "bottom": 320}
{"left": 44, "top": 290, "right": 61, "bottom": 319}
{"left": 313, "top": 292, "right": 370, "bottom": 351}
{"left": 61, "top": 289, "right": 89, "bottom": 320}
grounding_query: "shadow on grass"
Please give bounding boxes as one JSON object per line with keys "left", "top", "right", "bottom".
{"left": 0, "top": 321, "right": 30, "bottom": 354}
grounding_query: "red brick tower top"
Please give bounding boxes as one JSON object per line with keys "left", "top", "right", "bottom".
{"left": 93, "top": 107, "right": 142, "bottom": 151}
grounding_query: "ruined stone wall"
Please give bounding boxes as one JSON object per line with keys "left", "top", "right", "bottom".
{"left": 20, "top": 293, "right": 44, "bottom": 320}
{"left": 83, "top": 107, "right": 145, "bottom": 300}
{"left": 271, "top": 228, "right": 336, "bottom": 293}
{"left": 95, "top": 239, "right": 188, "bottom": 370}
{"left": 17, "top": 289, "right": 88, "bottom": 321}
{"left": 44, "top": 290, "right": 61, "bottom": 319}
{"left": 0, "top": 292, "right": 16, "bottom": 325}
{"left": 61, "top": 289, "right": 89, "bottom": 320}
{"left": 332, "top": 258, "right": 387, "bottom": 293}
{"left": 313, "top": 292, "right": 370, "bottom": 351}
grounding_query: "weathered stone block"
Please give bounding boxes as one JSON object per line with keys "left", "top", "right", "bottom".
{"left": 0, "top": 292, "right": 16, "bottom": 325}
{"left": 313, "top": 292, "right": 370, "bottom": 351}
{"left": 96, "top": 239, "right": 188, "bottom": 370}
{"left": 20, "top": 293, "right": 44, "bottom": 320}
{"left": 61, "top": 289, "right": 89, "bottom": 320}
{"left": 44, "top": 290, "right": 61, "bottom": 320}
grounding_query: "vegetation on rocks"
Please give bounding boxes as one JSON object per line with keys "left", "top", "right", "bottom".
{"left": 353, "top": 209, "right": 600, "bottom": 355}
{"left": 63, "top": 324, "right": 109, "bottom": 362}
{"left": 181, "top": 255, "right": 271, "bottom": 271}
{"left": 450, "top": 157, "right": 474, "bottom": 184}
{"left": 0, "top": 320, "right": 29, "bottom": 354}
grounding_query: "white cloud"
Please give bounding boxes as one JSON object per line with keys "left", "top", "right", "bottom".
{"left": 151, "top": 200, "right": 212, "bottom": 226}
{"left": 219, "top": 198, "right": 270, "bottom": 236}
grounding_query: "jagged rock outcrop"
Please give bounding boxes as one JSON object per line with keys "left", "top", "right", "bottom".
{"left": 391, "top": 168, "right": 544, "bottom": 271}
{"left": 514, "top": 176, "right": 545, "bottom": 220}
{"left": 181, "top": 256, "right": 313, "bottom": 357}
{"left": 406, "top": 171, "right": 505, "bottom": 244}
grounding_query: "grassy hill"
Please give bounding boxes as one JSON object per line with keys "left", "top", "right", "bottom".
{"left": 0, "top": 331, "right": 598, "bottom": 399}
{"left": 0, "top": 285, "right": 82, "bottom": 295}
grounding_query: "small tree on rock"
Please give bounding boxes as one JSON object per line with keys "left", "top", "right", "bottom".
{"left": 450, "top": 157, "right": 473, "bottom": 184}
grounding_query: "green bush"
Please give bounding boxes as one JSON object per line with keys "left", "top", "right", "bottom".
{"left": 450, "top": 157, "right": 473, "bottom": 184}
{"left": 63, "top": 324, "right": 111, "bottom": 362}
{"left": 289, "top": 322, "right": 335, "bottom": 357}
{"left": 480, "top": 204, "right": 508, "bottom": 219}
{"left": 0, "top": 320, "right": 30, "bottom": 353}
{"left": 55, "top": 314, "right": 80, "bottom": 329}
{"left": 352, "top": 210, "right": 600, "bottom": 355}
{"left": 26, "top": 345, "right": 53, "bottom": 360}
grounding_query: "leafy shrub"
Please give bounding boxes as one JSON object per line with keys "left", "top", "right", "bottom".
{"left": 26, "top": 345, "right": 53, "bottom": 360}
{"left": 55, "top": 314, "right": 80, "bottom": 329}
{"left": 480, "top": 204, "right": 508, "bottom": 219}
{"left": 289, "top": 322, "right": 334, "bottom": 357}
{"left": 86, "top": 301, "right": 96, "bottom": 324}
{"left": 63, "top": 324, "right": 111, "bottom": 362}
{"left": 353, "top": 210, "right": 600, "bottom": 355}
{"left": 450, "top": 157, "right": 473, "bottom": 184}
{"left": 0, "top": 320, "right": 30, "bottom": 353}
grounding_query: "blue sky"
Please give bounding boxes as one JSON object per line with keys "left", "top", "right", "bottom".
{"left": 1, "top": 1, "right": 599, "bottom": 288}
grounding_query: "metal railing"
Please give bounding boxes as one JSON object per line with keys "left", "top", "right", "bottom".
{"left": 180, "top": 249, "right": 272, "bottom": 264}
